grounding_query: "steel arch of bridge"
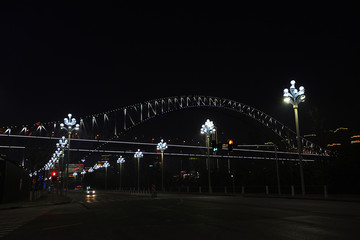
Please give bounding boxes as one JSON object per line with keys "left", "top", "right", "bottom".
{"left": 2, "top": 95, "right": 323, "bottom": 153}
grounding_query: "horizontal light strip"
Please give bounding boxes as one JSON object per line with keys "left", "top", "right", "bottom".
{"left": 0, "top": 145, "right": 26, "bottom": 149}
{"left": 0, "top": 134, "right": 324, "bottom": 157}
{"left": 69, "top": 148, "right": 314, "bottom": 162}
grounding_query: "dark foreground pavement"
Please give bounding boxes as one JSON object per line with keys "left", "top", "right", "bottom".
{"left": 1, "top": 192, "right": 360, "bottom": 239}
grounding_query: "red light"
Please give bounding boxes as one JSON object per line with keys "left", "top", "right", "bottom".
{"left": 228, "top": 140, "right": 233, "bottom": 145}
{"left": 51, "top": 171, "right": 57, "bottom": 177}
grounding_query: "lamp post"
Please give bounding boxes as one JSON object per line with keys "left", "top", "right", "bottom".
{"left": 283, "top": 80, "right": 306, "bottom": 196}
{"left": 73, "top": 171, "right": 78, "bottom": 186}
{"left": 103, "top": 161, "right": 110, "bottom": 190}
{"left": 200, "top": 119, "right": 216, "bottom": 193}
{"left": 134, "top": 149, "right": 143, "bottom": 193}
{"left": 157, "top": 139, "right": 168, "bottom": 192}
{"left": 57, "top": 136, "right": 67, "bottom": 195}
{"left": 54, "top": 147, "right": 62, "bottom": 194}
{"left": 60, "top": 114, "right": 79, "bottom": 194}
{"left": 117, "top": 156, "right": 125, "bottom": 191}
{"left": 80, "top": 169, "right": 86, "bottom": 187}
{"left": 93, "top": 163, "right": 100, "bottom": 170}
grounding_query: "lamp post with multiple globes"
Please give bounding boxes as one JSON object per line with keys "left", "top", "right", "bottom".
{"left": 200, "top": 119, "right": 216, "bottom": 193}
{"left": 283, "top": 80, "right": 306, "bottom": 196}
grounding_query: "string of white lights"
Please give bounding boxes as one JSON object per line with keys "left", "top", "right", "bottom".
{"left": 68, "top": 148, "right": 315, "bottom": 162}
{"left": 0, "top": 133, "right": 325, "bottom": 157}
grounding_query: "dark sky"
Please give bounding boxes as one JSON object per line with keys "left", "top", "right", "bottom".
{"left": 1, "top": 2, "right": 359, "bottom": 137}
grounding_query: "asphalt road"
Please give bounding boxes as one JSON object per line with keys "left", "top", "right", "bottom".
{"left": 3, "top": 192, "right": 360, "bottom": 240}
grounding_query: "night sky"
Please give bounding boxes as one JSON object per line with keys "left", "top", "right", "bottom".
{"left": 1, "top": 2, "right": 359, "bottom": 139}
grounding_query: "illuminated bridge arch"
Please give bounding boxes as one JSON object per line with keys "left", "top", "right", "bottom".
{"left": 1, "top": 96, "right": 323, "bottom": 153}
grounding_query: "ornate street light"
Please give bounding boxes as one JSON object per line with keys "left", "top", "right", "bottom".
{"left": 103, "top": 161, "right": 110, "bottom": 190}
{"left": 283, "top": 80, "right": 306, "bottom": 196}
{"left": 60, "top": 113, "right": 80, "bottom": 133}
{"left": 73, "top": 171, "right": 78, "bottom": 187}
{"left": 117, "top": 156, "right": 125, "bottom": 191}
{"left": 60, "top": 114, "right": 79, "bottom": 195}
{"left": 200, "top": 119, "right": 216, "bottom": 193}
{"left": 200, "top": 119, "right": 216, "bottom": 135}
{"left": 103, "top": 161, "right": 110, "bottom": 168}
{"left": 134, "top": 149, "right": 143, "bottom": 193}
{"left": 93, "top": 163, "right": 100, "bottom": 170}
{"left": 117, "top": 156, "right": 126, "bottom": 164}
{"left": 157, "top": 139, "right": 168, "bottom": 192}
{"left": 283, "top": 80, "right": 305, "bottom": 105}
{"left": 57, "top": 136, "right": 68, "bottom": 195}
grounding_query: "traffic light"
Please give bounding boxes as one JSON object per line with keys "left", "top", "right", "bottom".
{"left": 51, "top": 171, "right": 58, "bottom": 182}
{"left": 228, "top": 140, "right": 234, "bottom": 151}
{"left": 212, "top": 140, "right": 218, "bottom": 152}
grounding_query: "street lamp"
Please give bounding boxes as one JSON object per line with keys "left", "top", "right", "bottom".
{"left": 80, "top": 169, "right": 86, "bottom": 187}
{"left": 73, "top": 171, "right": 78, "bottom": 186}
{"left": 103, "top": 161, "right": 110, "bottom": 190}
{"left": 200, "top": 119, "right": 216, "bottom": 193}
{"left": 57, "top": 136, "right": 68, "bottom": 195}
{"left": 60, "top": 114, "right": 79, "bottom": 194}
{"left": 134, "top": 149, "right": 143, "bottom": 193}
{"left": 117, "top": 156, "right": 125, "bottom": 191}
{"left": 283, "top": 80, "right": 306, "bottom": 195}
{"left": 157, "top": 139, "right": 168, "bottom": 192}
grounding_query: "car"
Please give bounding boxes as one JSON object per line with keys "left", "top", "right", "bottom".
{"left": 85, "top": 188, "right": 96, "bottom": 196}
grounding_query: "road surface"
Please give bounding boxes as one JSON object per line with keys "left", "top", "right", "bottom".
{"left": 2, "top": 191, "right": 360, "bottom": 239}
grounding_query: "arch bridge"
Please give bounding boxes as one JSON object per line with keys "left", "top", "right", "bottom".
{"left": 1, "top": 95, "right": 324, "bottom": 154}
